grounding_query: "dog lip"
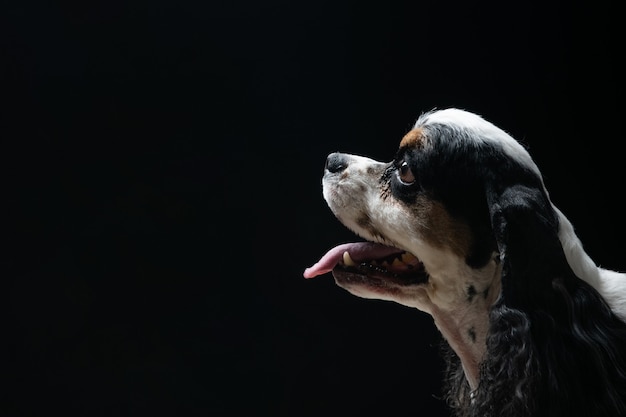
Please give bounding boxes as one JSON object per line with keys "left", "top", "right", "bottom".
{"left": 332, "top": 262, "right": 429, "bottom": 286}
{"left": 303, "top": 242, "right": 414, "bottom": 279}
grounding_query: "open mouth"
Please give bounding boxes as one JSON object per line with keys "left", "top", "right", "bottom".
{"left": 304, "top": 242, "right": 429, "bottom": 286}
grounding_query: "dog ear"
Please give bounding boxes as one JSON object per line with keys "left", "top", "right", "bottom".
{"left": 477, "top": 182, "right": 563, "bottom": 414}
{"left": 482, "top": 182, "right": 626, "bottom": 416}
{"left": 485, "top": 182, "right": 570, "bottom": 308}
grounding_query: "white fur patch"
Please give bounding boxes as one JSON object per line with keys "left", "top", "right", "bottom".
{"left": 415, "top": 108, "right": 540, "bottom": 177}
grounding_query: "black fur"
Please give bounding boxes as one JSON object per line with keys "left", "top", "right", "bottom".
{"left": 441, "top": 181, "right": 626, "bottom": 417}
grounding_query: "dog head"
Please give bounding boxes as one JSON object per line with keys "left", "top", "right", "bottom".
{"left": 304, "top": 108, "right": 557, "bottom": 315}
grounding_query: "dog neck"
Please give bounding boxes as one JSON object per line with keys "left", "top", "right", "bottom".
{"left": 426, "top": 271, "right": 502, "bottom": 391}
{"left": 430, "top": 304, "right": 489, "bottom": 390}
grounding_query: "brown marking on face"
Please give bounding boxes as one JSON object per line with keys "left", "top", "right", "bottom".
{"left": 357, "top": 213, "right": 388, "bottom": 243}
{"left": 414, "top": 196, "right": 472, "bottom": 259}
{"left": 356, "top": 213, "right": 372, "bottom": 230}
{"left": 399, "top": 127, "right": 426, "bottom": 149}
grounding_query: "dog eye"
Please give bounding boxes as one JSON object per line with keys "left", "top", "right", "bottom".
{"left": 398, "top": 161, "right": 415, "bottom": 184}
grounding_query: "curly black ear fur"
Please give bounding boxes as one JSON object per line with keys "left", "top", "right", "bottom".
{"left": 445, "top": 183, "right": 626, "bottom": 417}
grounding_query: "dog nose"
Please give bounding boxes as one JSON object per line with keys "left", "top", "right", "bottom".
{"left": 325, "top": 152, "right": 349, "bottom": 173}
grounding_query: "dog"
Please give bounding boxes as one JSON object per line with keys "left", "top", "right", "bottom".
{"left": 304, "top": 108, "right": 626, "bottom": 417}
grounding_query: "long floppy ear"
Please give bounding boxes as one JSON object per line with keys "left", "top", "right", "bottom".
{"left": 477, "top": 182, "right": 572, "bottom": 415}
{"left": 480, "top": 182, "right": 626, "bottom": 417}
{"left": 485, "top": 182, "right": 570, "bottom": 308}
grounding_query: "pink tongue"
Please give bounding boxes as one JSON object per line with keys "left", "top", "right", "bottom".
{"left": 303, "top": 242, "right": 404, "bottom": 279}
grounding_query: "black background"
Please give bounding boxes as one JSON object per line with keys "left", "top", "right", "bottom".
{"left": 2, "top": 1, "right": 624, "bottom": 416}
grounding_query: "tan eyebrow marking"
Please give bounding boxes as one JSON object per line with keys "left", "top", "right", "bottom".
{"left": 399, "top": 127, "right": 425, "bottom": 149}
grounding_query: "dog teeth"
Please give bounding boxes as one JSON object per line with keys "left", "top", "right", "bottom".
{"left": 343, "top": 251, "right": 356, "bottom": 266}
{"left": 391, "top": 258, "right": 403, "bottom": 268}
{"left": 401, "top": 252, "right": 418, "bottom": 263}
{"left": 341, "top": 250, "right": 420, "bottom": 273}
